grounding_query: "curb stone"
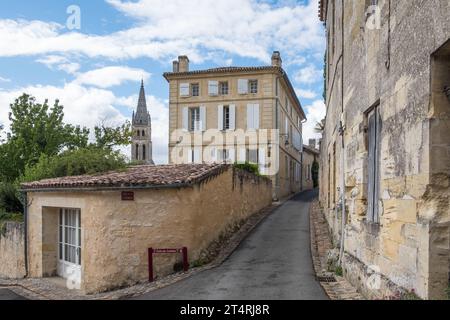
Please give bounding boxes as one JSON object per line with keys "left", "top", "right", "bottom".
{"left": 309, "top": 199, "right": 364, "bottom": 300}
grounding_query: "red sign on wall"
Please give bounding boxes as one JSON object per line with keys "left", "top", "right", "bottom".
{"left": 121, "top": 191, "right": 134, "bottom": 201}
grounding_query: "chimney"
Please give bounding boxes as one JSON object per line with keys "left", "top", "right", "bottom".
{"left": 172, "top": 60, "right": 179, "bottom": 72}
{"left": 271, "top": 51, "right": 282, "bottom": 67}
{"left": 309, "top": 139, "right": 316, "bottom": 149}
{"left": 178, "top": 55, "right": 190, "bottom": 72}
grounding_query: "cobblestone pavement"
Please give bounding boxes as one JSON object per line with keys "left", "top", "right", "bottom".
{"left": 0, "top": 197, "right": 289, "bottom": 300}
{"left": 309, "top": 199, "right": 364, "bottom": 300}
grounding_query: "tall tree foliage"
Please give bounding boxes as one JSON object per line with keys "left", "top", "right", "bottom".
{"left": 3, "top": 94, "right": 89, "bottom": 181}
{"left": 0, "top": 93, "right": 132, "bottom": 214}
{"left": 94, "top": 121, "right": 132, "bottom": 149}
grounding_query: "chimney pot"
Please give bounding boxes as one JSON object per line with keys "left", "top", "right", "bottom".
{"left": 178, "top": 55, "right": 190, "bottom": 72}
{"left": 271, "top": 51, "right": 282, "bottom": 67}
{"left": 173, "top": 61, "right": 179, "bottom": 72}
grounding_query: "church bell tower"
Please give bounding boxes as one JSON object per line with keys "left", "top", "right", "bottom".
{"left": 131, "top": 80, "right": 154, "bottom": 164}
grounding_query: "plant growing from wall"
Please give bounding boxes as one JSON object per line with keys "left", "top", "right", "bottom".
{"left": 233, "top": 162, "right": 260, "bottom": 176}
{"left": 312, "top": 160, "right": 319, "bottom": 188}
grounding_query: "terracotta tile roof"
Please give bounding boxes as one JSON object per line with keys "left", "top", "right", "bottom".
{"left": 319, "top": 0, "right": 326, "bottom": 22}
{"left": 21, "top": 163, "right": 229, "bottom": 191}
{"left": 163, "top": 66, "right": 281, "bottom": 79}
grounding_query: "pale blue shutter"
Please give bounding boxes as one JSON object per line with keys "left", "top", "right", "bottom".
{"left": 229, "top": 104, "right": 236, "bottom": 130}
{"left": 218, "top": 105, "right": 224, "bottom": 130}
{"left": 182, "top": 107, "right": 189, "bottom": 131}
{"left": 200, "top": 106, "right": 206, "bottom": 131}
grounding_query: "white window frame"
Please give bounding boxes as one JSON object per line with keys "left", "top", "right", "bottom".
{"left": 190, "top": 107, "right": 201, "bottom": 132}
{"left": 191, "top": 83, "right": 200, "bottom": 97}
{"left": 219, "top": 81, "right": 229, "bottom": 95}
{"left": 249, "top": 80, "right": 258, "bottom": 94}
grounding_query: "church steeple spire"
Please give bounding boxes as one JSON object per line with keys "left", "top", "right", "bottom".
{"left": 131, "top": 80, "right": 154, "bottom": 165}
{"left": 133, "top": 80, "right": 150, "bottom": 125}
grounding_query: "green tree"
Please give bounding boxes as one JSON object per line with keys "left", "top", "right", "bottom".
{"left": 315, "top": 119, "right": 326, "bottom": 133}
{"left": 4, "top": 94, "right": 89, "bottom": 180}
{"left": 0, "top": 93, "right": 132, "bottom": 215}
{"left": 20, "top": 147, "right": 127, "bottom": 183}
{"left": 94, "top": 121, "right": 132, "bottom": 149}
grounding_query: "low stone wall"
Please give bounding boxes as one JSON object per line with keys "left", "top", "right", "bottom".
{"left": 27, "top": 166, "right": 273, "bottom": 294}
{"left": 0, "top": 222, "right": 26, "bottom": 279}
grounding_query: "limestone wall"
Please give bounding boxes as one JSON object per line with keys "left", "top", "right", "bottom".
{"left": 319, "top": 0, "right": 450, "bottom": 299}
{"left": 27, "top": 167, "right": 272, "bottom": 294}
{"left": 0, "top": 222, "right": 26, "bottom": 279}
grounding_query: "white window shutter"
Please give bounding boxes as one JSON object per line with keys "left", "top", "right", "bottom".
{"left": 238, "top": 79, "right": 248, "bottom": 94}
{"left": 238, "top": 148, "right": 246, "bottom": 163}
{"left": 200, "top": 105, "right": 206, "bottom": 131}
{"left": 182, "top": 107, "right": 189, "bottom": 131}
{"left": 187, "top": 148, "right": 193, "bottom": 163}
{"left": 194, "top": 148, "right": 201, "bottom": 163}
{"left": 253, "top": 104, "right": 260, "bottom": 129}
{"left": 208, "top": 81, "right": 218, "bottom": 96}
{"left": 228, "top": 148, "right": 235, "bottom": 163}
{"left": 217, "top": 105, "right": 224, "bottom": 131}
{"left": 247, "top": 104, "right": 254, "bottom": 130}
{"left": 229, "top": 104, "right": 236, "bottom": 130}
{"left": 180, "top": 83, "right": 190, "bottom": 96}
{"left": 210, "top": 148, "right": 217, "bottom": 162}
{"left": 258, "top": 147, "right": 266, "bottom": 175}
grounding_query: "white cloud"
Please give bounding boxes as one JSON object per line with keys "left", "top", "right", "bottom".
{"left": 73, "top": 66, "right": 151, "bottom": 88}
{"left": 0, "top": 82, "right": 169, "bottom": 164}
{"left": 303, "top": 99, "right": 326, "bottom": 143}
{"left": 0, "top": 0, "right": 325, "bottom": 64}
{"left": 294, "top": 65, "right": 322, "bottom": 84}
{"left": 296, "top": 88, "right": 317, "bottom": 99}
{"left": 36, "top": 55, "right": 81, "bottom": 75}
{"left": 0, "top": 76, "right": 10, "bottom": 82}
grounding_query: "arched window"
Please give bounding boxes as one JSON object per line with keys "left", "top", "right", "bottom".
{"left": 137, "top": 130, "right": 140, "bottom": 137}
{"left": 142, "top": 145, "right": 146, "bottom": 160}
{"left": 142, "top": 130, "right": 145, "bottom": 137}
{"left": 135, "top": 144, "right": 139, "bottom": 160}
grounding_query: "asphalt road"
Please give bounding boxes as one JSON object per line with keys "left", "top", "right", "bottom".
{"left": 133, "top": 189, "right": 328, "bottom": 300}
{"left": 0, "top": 288, "right": 27, "bottom": 300}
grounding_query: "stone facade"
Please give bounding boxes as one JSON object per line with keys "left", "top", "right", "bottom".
{"left": 302, "top": 145, "right": 320, "bottom": 191}
{"left": 0, "top": 222, "right": 26, "bottom": 279}
{"left": 25, "top": 165, "right": 272, "bottom": 294}
{"left": 319, "top": 0, "right": 450, "bottom": 299}
{"left": 164, "top": 53, "right": 307, "bottom": 200}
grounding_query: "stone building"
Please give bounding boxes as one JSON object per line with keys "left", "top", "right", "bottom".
{"left": 164, "top": 52, "right": 307, "bottom": 199}
{"left": 302, "top": 140, "right": 320, "bottom": 191}
{"left": 21, "top": 164, "right": 272, "bottom": 294}
{"left": 318, "top": 0, "right": 449, "bottom": 299}
{"left": 131, "top": 81, "right": 154, "bottom": 164}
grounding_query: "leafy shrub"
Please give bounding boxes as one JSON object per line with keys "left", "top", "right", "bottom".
{"left": 233, "top": 162, "right": 260, "bottom": 176}
{"left": 0, "top": 182, "right": 23, "bottom": 213}
{"left": 20, "top": 147, "right": 127, "bottom": 183}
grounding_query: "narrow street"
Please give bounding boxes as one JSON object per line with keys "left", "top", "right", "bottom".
{"left": 133, "top": 190, "right": 328, "bottom": 300}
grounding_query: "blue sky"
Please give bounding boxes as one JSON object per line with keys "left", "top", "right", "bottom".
{"left": 0, "top": 0, "right": 326, "bottom": 164}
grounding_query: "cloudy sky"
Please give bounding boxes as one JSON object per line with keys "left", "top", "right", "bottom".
{"left": 0, "top": 0, "right": 326, "bottom": 164}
